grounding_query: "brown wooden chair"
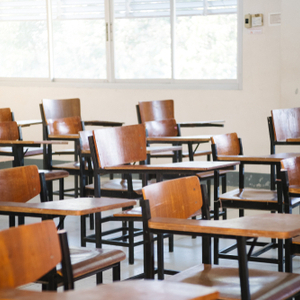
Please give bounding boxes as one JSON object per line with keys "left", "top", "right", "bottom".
{"left": 268, "top": 107, "right": 300, "bottom": 189}
{"left": 0, "top": 220, "right": 74, "bottom": 290}
{"left": 86, "top": 124, "right": 173, "bottom": 265}
{"left": 141, "top": 176, "right": 300, "bottom": 300}
{"left": 0, "top": 120, "right": 69, "bottom": 202}
{"left": 211, "top": 132, "right": 286, "bottom": 268}
{"left": 40, "top": 98, "right": 123, "bottom": 198}
{"left": 0, "top": 165, "right": 126, "bottom": 287}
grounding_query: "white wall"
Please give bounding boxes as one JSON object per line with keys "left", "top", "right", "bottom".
{"left": 0, "top": 0, "right": 284, "bottom": 172}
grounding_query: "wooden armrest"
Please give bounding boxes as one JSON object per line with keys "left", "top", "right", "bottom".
{"left": 83, "top": 120, "right": 124, "bottom": 127}
{"left": 178, "top": 120, "right": 225, "bottom": 128}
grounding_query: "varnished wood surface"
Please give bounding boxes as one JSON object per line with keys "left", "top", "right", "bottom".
{"left": 84, "top": 120, "right": 124, "bottom": 127}
{"left": 219, "top": 188, "right": 277, "bottom": 202}
{"left": 169, "top": 264, "right": 300, "bottom": 300}
{"left": 281, "top": 157, "right": 300, "bottom": 188}
{"left": 142, "top": 176, "right": 203, "bottom": 219}
{"left": 147, "top": 135, "right": 211, "bottom": 143}
{"left": 138, "top": 99, "right": 174, "bottom": 123}
{"left": 0, "top": 198, "right": 136, "bottom": 216}
{"left": 217, "top": 152, "right": 300, "bottom": 162}
{"left": 0, "top": 140, "right": 68, "bottom": 145}
{"left": 178, "top": 120, "right": 225, "bottom": 127}
{"left": 211, "top": 133, "right": 240, "bottom": 156}
{"left": 103, "top": 161, "right": 239, "bottom": 172}
{"left": 145, "top": 119, "right": 178, "bottom": 137}
{"left": 271, "top": 107, "right": 300, "bottom": 142}
{"left": 0, "top": 121, "right": 19, "bottom": 140}
{"left": 0, "top": 280, "right": 219, "bottom": 300}
{"left": 47, "top": 116, "right": 83, "bottom": 136}
{"left": 0, "top": 221, "right": 61, "bottom": 289}
{"left": 148, "top": 213, "right": 300, "bottom": 239}
{"left": 0, "top": 166, "right": 41, "bottom": 203}
{"left": 0, "top": 108, "right": 12, "bottom": 122}
{"left": 93, "top": 124, "right": 147, "bottom": 168}
{"left": 48, "top": 134, "right": 80, "bottom": 140}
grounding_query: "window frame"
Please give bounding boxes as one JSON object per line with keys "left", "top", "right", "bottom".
{"left": 0, "top": 0, "right": 243, "bottom": 90}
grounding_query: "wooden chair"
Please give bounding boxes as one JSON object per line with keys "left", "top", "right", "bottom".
{"left": 86, "top": 124, "right": 173, "bottom": 265}
{"left": 40, "top": 98, "right": 123, "bottom": 198}
{"left": 141, "top": 176, "right": 300, "bottom": 300}
{"left": 0, "top": 120, "right": 69, "bottom": 202}
{"left": 0, "top": 220, "right": 74, "bottom": 290}
{"left": 0, "top": 165, "right": 126, "bottom": 287}
{"left": 211, "top": 132, "right": 286, "bottom": 268}
{"left": 268, "top": 107, "right": 300, "bottom": 189}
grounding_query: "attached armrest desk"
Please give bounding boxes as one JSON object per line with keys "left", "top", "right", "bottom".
{"left": 177, "top": 120, "right": 225, "bottom": 128}
{"left": 145, "top": 213, "right": 300, "bottom": 300}
{"left": 0, "top": 140, "right": 68, "bottom": 167}
{"left": 146, "top": 135, "right": 212, "bottom": 161}
{"left": 0, "top": 280, "right": 219, "bottom": 300}
{"left": 0, "top": 197, "right": 136, "bottom": 248}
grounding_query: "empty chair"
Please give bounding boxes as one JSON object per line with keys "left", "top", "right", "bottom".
{"left": 0, "top": 165, "right": 125, "bottom": 287}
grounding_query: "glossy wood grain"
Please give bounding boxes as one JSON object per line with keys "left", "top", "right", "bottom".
{"left": 0, "top": 165, "right": 41, "bottom": 203}
{"left": 0, "top": 108, "right": 12, "bottom": 122}
{"left": 281, "top": 156, "right": 300, "bottom": 187}
{"left": 211, "top": 133, "right": 240, "bottom": 156}
{"left": 145, "top": 119, "right": 178, "bottom": 137}
{"left": 138, "top": 99, "right": 174, "bottom": 123}
{"left": 0, "top": 121, "right": 19, "bottom": 140}
{"left": 0, "top": 280, "right": 219, "bottom": 300}
{"left": 93, "top": 124, "right": 147, "bottom": 168}
{"left": 42, "top": 98, "right": 81, "bottom": 120}
{"left": 271, "top": 107, "right": 300, "bottom": 142}
{"left": 142, "top": 176, "right": 203, "bottom": 219}
{"left": 147, "top": 135, "right": 212, "bottom": 143}
{"left": 0, "top": 197, "right": 137, "bottom": 216}
{"left": 149, "top": 213, "right": 300, "bottom": 239}
{"left": 47, "top": 116, "right": 83, "bottom": 136}
{"left": 0, "top": 220, "right": 61, "bottom": 289}
{"left": 219, "top": 188, "right": 277, "bottom": 202}
{"left": 79, "top": 130, "right": 92, "bottom": 152}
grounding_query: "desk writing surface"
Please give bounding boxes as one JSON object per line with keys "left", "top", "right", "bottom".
{"left": 84, "top": 120, "right": 124, "bottom": 127}
{"left": 47, "top": 134, "right": 80, "bottom": 140}
{"left": 147, "top": 135, "right": 212, "bottom": 143}
{"left": 217, "top": 153, "right": 300, "bottom": 163}
{"left": 0, "top": 198, "right": 136, "bottom": 216}
{"left": 148, "top": 213, "right": 300, "bottom": 239}
{"left": 0, "top": 140, "right": 68, "bottom": 146}
{"left": 0, "top": 281, "right": 219, "bottom": 300}
{"left": 103, "top": 161, "right": 239, "bottom": 172}
{"left": 16, "top": 119, "right": 42, "bottom": 127}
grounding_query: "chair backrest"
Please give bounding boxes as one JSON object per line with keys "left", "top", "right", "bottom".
{"left": 271, "top": 107, "right": 300, "bottom": 142}
{"left": 0, "top": 108, "right": 13, "bottom": 122}
{"left": 145, "top": 119, "right": 178, "bottom": 137}
{"left": 211, "top": 133, "right": 242, "bottom": 159}
{"left": 0, "top": 165, "right": 45, "bottom": 203}
{"left": 92, "top": 124, "right": 147, "bottom": 168}
{"left": 79, "top": 130, "right": 93, "bottom": 152}
{"left": 0, "top": 121, "right": 20, "bottom": 141}
{"left": 142, "top": 176, "right": 204, "bottom": 219}
{"left": 0, "top": 220, "right": 62, "bottom": 289}
{"left": 138, "top": 100, "right": 174, "bottom": 123}
{"left": 281, "top": 157, "right": 300, "bottom": 187}
{"left": 41, "top": 99, "right": 83, "bottom": 136}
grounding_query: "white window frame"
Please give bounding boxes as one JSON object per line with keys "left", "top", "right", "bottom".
{"left": 0, "top": 0, "right": 243, "bottom": 90}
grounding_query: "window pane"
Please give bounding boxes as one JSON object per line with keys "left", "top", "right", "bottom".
{"left": 52, "top": 0, "right": 106, "bottom": 79}
{"left": 114, "top": 0, "right": 171, "bottom": 79}
{"left": 175, "top": 0, "right": 237, "bottom": 79}
{"left": 0, "top": 1, "right": 48, "bottom": 78}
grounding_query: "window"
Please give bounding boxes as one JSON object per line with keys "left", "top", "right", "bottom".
{"left": 0, "top": 0, "right": 241, "bottom": 87}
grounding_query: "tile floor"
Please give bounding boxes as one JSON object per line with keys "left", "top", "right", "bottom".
{"left": 3, "top": 176, "right": 300, "bottom": 292}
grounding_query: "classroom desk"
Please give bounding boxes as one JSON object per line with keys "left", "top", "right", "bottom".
{"left": 147, "top": 135, "right": 212, "bottom": 161}
{"left": 145, "top": 213, "right": 300, "bottom": 300}
{"left": 93, "top": 161, "right": 239, "bottom": 202}
{"left": 0, "top": 280, "right": 219, "bottom": 300}
{"left": 16, "top": 119, "right": 42, "bottom": 127}
{"left": 0, "top": 197, "right": 136, "bottom": 248}
{"left": 0, "top": 140, "right": 68, "bottom": 167}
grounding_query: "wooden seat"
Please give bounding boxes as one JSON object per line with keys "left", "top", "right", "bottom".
{"left": 141, "top": 176, "right": 300, "bottom": 300}
{"left": 0, "top": 220, "right": 74, "bottom": 290}
{"left": 211, "top": 132, "right": 285, "bottom": 268}
{"left": 86, "top": 125, "right": 173, "bottom": 265}
{"left": 0, "top": 165, "right": 125, "bottom": 287}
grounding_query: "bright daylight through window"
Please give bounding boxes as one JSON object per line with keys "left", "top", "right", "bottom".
{"left": 0, "top": 0, "right": 239, "bottom": 86}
